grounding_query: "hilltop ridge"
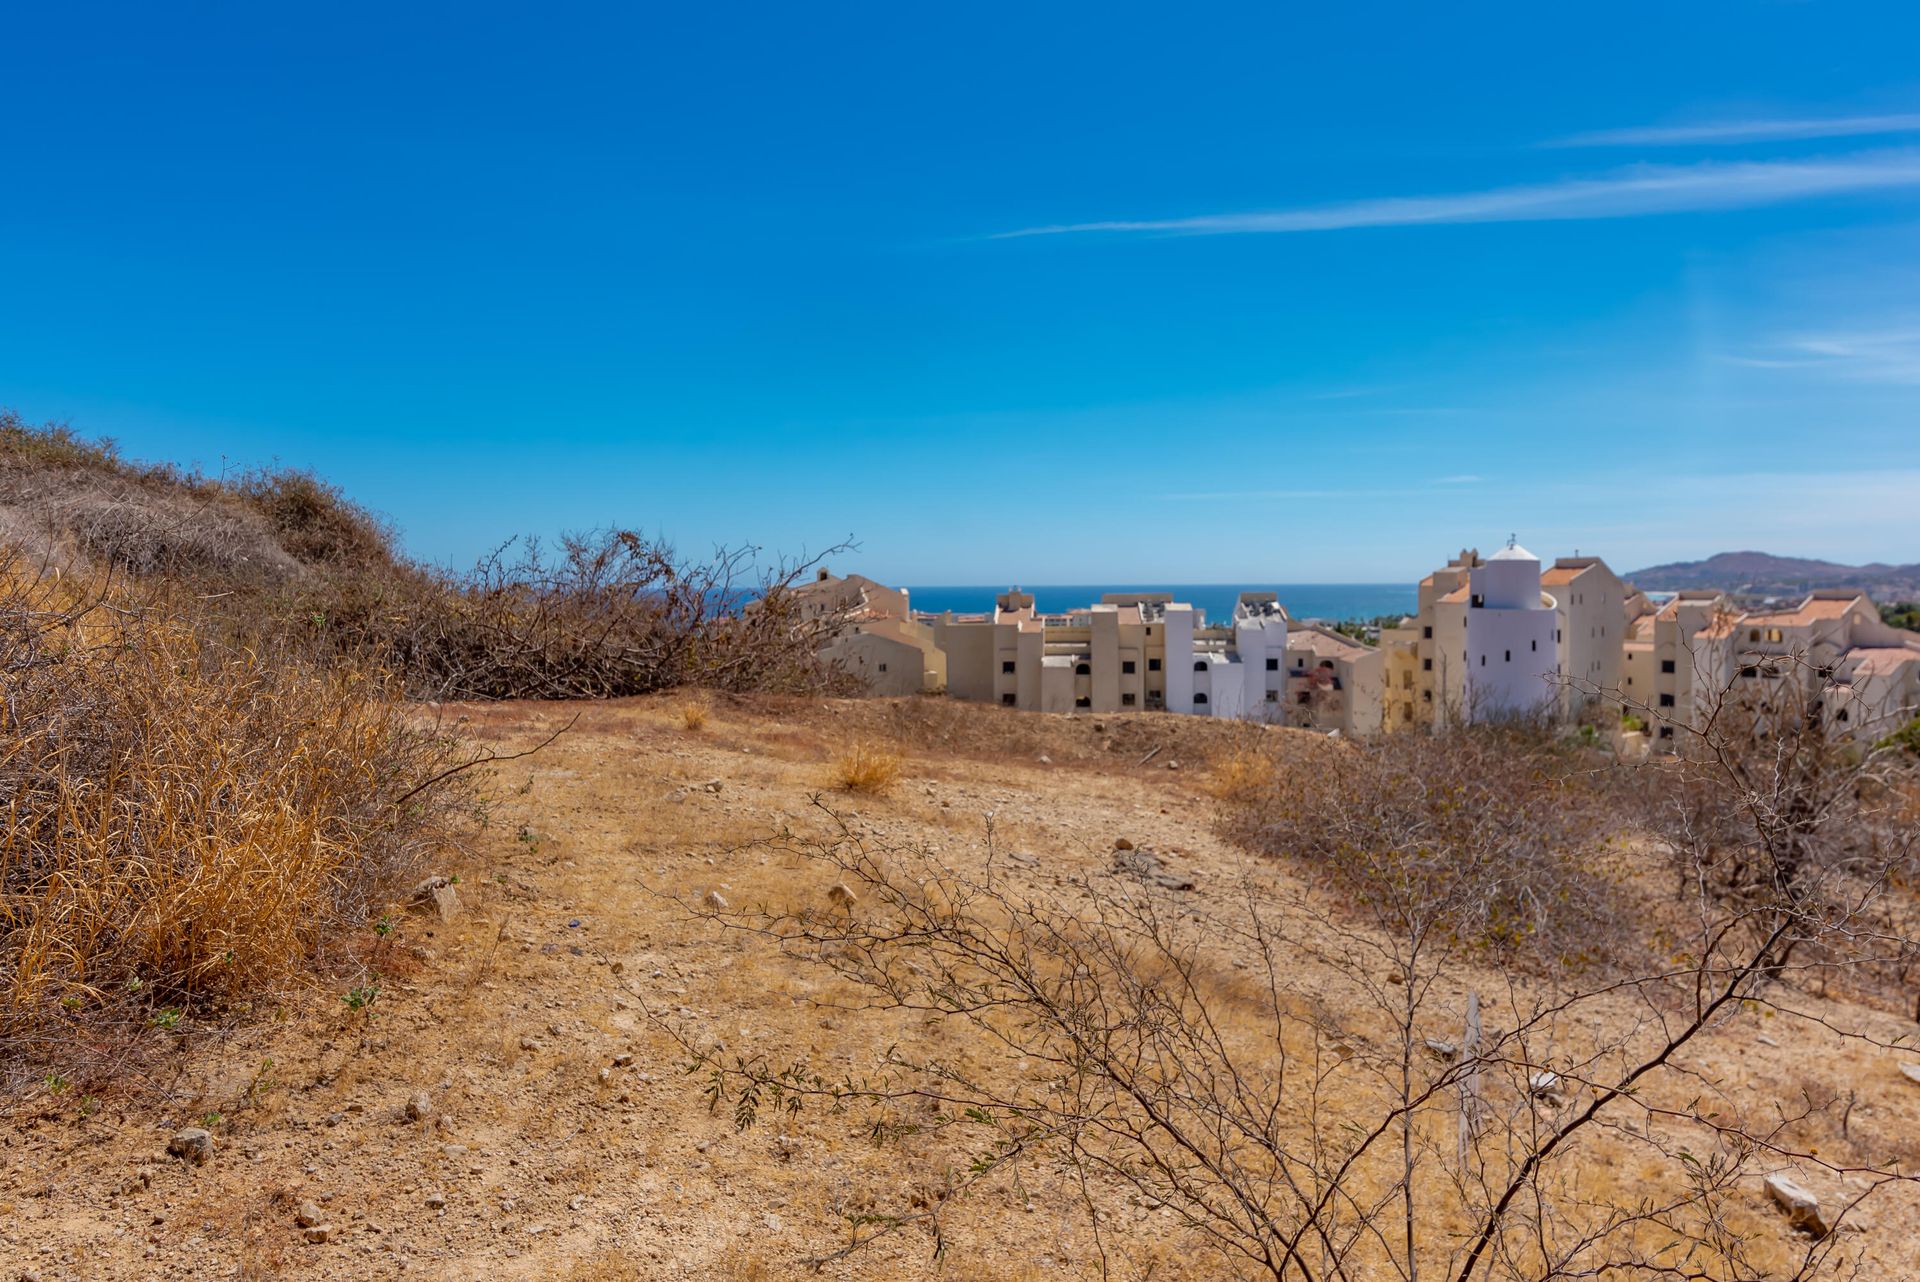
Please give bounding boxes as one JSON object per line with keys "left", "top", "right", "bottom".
{"left": 1627, "top": 550, "right": 1920, "bottom": 600}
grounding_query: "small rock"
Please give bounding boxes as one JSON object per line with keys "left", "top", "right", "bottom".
{"left": 826, "top": 882, "right": 858, "bottom": 909}
{"left": 613, "top": 1053, "right": 634, "bottom": 1068}
{"left": 518, "top": 1036, "right": 539, "bottom": 1052}
{"left": 703, "top": 890, "right": 730, "bottom": 911}
{"left": 1037, "top": 754, "right": 1052, "bottom": 765}
{"left": 1756, "top": 1035, "right": 1779, "bottom": 1047}
{"left": 1764, "top": 1174, "right": 1829, "bottom": 1237}
{"left": 702, "top": 779, "right": 724, "bottom": 794}
{"left": 596, "top": 1068, "right": 613, "bottom": 1086}
{"left": 409, "top": 876, "right": 459, "bottom": 923}
{"left": 1528, "top": 1072, "right": 1561, "bottom": 1100}
{"left": 1423, "top": 1039, "right": 1459, "bottom": 1061}
{"left": 303, "top": 1224, "right": 335, "bottom": 1244}
{"left": 1897, "top": 1062, "right": 1920, "bottom": 1085}
{"left": 405, "top": 1092, "right": 432, "bottom": 1122}
{"left": 1113, "top": 837, "right": 1134, "bottom": 851}
{"left": 167, "top": 1128, "right": 214, "bottom": 1165}
{"left": 424, "top": 1192, "right": 447, "bottom": 1210}
{"left": 1386, "top": 972, "right": 1405, "bottom": 985}
{"left": 295, "top": 1201, "right": 324, "bottom": 1228}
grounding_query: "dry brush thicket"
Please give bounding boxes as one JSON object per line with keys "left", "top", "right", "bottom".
{"left": 675, "top": 676, "right": 1920, "bottom": 1281}
{"left": 0, "top": 554, "right": 476, "bottom": 1086}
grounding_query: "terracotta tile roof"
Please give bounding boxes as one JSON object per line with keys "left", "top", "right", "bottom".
{"left": 1291, "top": 627, "right": 1371, "bottom": 661}
{"left": 1439, "top": 585, "right": 1469, "bottom": 604}
{"left": 1541, "top": 565, "right": 1588, "bottom": 587}
{"left": 1847, "top": 647, "right": 1920, "bottom": 677}
{"left": 1628, "top": 615, "right": 1655, "bottom": 641}
{"left": 1742, "top": 595, "right": 1866, "bottom": 626}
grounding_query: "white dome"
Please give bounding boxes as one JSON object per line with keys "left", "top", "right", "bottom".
{"left": 1489, "top": 542, "right": 1538, "bottom": 562}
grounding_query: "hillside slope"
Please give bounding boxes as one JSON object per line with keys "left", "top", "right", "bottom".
{"left": 6, "top": 696, "right": 1917, "bottom": 1280}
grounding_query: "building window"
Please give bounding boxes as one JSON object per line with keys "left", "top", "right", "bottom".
{"left": 1074, "top": 662, "right": 1091, "bottom": 676}
{"left": 1193, "top": 692, "right": 1209, "bottom": 705}
{"left": 1265, "top": 657, "right": 1279, "bottom": 671}
{"left": 1296, "top": 691, "right": 1311, "bottom": 705}
{"left": 1001, "top": 660, "right": 1016, "bottom": 674}
{"left": 1471, "top": 594, "right": 1484, "bottom": 608}
{"left": 1193, "top": 661, "right": 1207, "bottom": 672}
{"left": 1122, "top": 660, "right": 1136, "bottom": 674}
{"left": 1148, "top": 658, "right": 1161, "bottom": 672}
{"left": 1748, "top": 629, "right": 1760, "bottom": 642}
{"left": 1422, "top": 626, "right": 1433, "bottom": 639}
{"left": 1504, "top": 649, "right": 1511, "bottom": 662}
{"left": 1530, "top": 639, "right": 1536, "bottom": 652}
{"left": 1661, "top": 659, "right": 1675, "bottom": 674}
{"left": 1422, "top": 690, "right": 1432, "bottom": 703}
{"left": 1739, "top": 665, "right": 1758, "bottom": 678}
{"left": 1766, "top": 628, "right": 1783, "bottom": 643}
{"left": 1001, "top": 693, "right": 1016, "bottom": 706}
{"left": 1266, "top": 690, "right": 1278, "bottom": 702}
{"left": 1480, "top": 655, "right": 1486, "bottom": 667}
{"left": 1075, "top": 696, "right": 1091, "bottom": 708}
{"left": 1122, "top": 692, "right": 1136, "bottom": 706}
{"left": 1422, "top": 658, "right": 1432, "bottom": 671}
{"left": 1658, "top": 726, "right": 1674, "bottom": 740}
{"left": 1837, "top": 708, "right": 1850, "bottom": 723}
{"left": 1658, "top": 693, "right": 1674, "bottom": 708}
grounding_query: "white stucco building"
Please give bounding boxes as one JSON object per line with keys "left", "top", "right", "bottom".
{"left": 1462, "top": 542, "right": 1560, "bottom": 720}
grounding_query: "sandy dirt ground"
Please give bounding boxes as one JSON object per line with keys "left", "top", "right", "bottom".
{"left": 5, "top": 695, "right": 1919, "bottom": 1281}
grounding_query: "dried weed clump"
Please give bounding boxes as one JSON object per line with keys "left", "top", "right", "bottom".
{"left": 680, "top": 699, "right": 710, "bottom": 732}
{"left": 830, "top": 741, "right": 902, "bottom": 795}
{"left": 0, "top": 554, "right": 471, "bottom": 1082}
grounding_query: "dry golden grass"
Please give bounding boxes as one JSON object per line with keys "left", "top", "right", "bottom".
{"left": 830, "top": 740, "right": 903, "bottom": 794}
{"left": 1205, "top": 740, "right": 1277, "bottom": 801}
{"left": 680, "top": 698, "right": 710, "bottom": 731}
{"left": 0, "top": 555, "right": 469, "bottom": 1080}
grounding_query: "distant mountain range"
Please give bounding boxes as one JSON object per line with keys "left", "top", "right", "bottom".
{"left": 1627, "top": 552, "right": 1920, "bottom": 602}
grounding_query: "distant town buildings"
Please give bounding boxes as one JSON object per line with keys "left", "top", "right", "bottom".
{"left": 802, "top": 546, "right": 1920, "bottom": 749}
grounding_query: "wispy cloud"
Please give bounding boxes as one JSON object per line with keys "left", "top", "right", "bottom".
{"left": 1730, "top": 326, "right": 1920, "bottom": 385}
{"left": 1548, "top": 113, "right": 1920, "bottom": 148}
{"left": 996, "top": 151, "right": 1920, "bottom": 240}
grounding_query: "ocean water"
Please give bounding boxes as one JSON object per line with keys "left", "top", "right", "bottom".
{"left": 905, "top": 583, "right": 1414, "bottom": 624}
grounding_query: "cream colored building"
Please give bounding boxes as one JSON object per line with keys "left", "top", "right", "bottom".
{"left": 1606, "top": 586, "right": 1917, "bottom": 752}
{"left": 1284, "top": 623, "right": 1384, "bottom": 736}
{"left": 792, "top": 568, "right": 946, "bottom": 696}
{"left": 930, "top": 589, "right": 1384, "bottom": 735}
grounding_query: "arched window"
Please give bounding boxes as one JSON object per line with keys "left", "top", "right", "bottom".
{"left": 1193, "top": 692, "right": 1209, "bottom": 705}
{"left": 1074, "top": 662, "right": 1090, "bottom": 676}
{"left": 1193, "top": 660, "right": 1207, "bottom": 672}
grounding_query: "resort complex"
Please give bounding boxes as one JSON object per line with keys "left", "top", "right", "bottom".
{"left": 799, "top": 544, "right": 1920, "bottom": 747}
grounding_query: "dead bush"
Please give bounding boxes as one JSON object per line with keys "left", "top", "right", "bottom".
{"left": 1221, "top": 723, "right": 1630, "bottom": 968}
{"left": 0, "top": 553, "right": 473, "bottom": 1085}
{"left": 830, "top": 741, "right": 902, "bottom": 794}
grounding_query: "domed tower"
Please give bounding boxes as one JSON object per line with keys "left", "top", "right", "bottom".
{"left": 1463, "top": 539, "right": 1559, "bottom": 720}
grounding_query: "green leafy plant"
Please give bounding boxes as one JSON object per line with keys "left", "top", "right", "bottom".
{"left": 343, "top": 978, "right": 382, "bottom": 1015}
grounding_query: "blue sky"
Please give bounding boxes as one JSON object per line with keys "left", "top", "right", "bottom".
{"left": 4, "top": 2, "right": 1919, "bottom": 584}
